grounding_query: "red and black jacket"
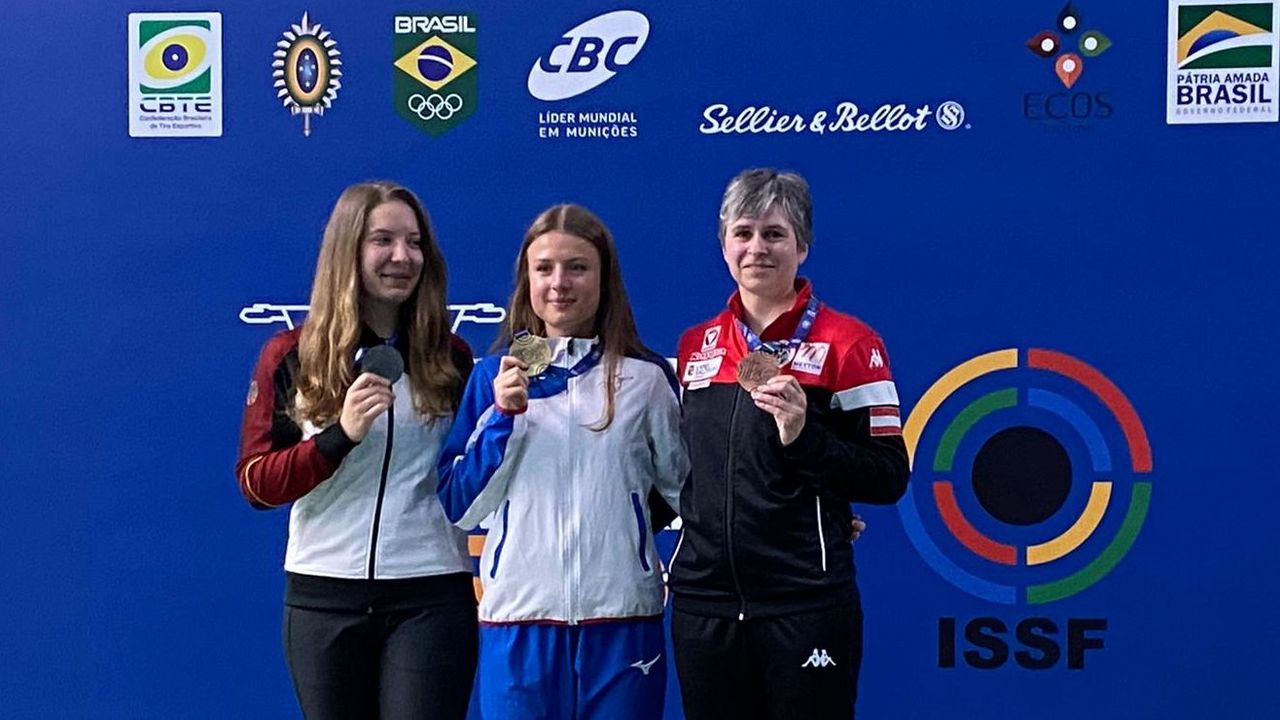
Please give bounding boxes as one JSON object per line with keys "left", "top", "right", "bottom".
{"left": 670, "top": 279, "right": 910, "bottom": 619}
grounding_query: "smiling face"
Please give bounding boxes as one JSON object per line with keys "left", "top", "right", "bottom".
{"left": 722, "top": 203, "right": 808, "bottom": 300}
{"left": 526, "top": 230, "right": 602, "bottom": 338}
{"left": 358, "top": 200, "right": 424, "bottom": 314}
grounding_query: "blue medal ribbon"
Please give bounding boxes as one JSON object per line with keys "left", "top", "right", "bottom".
{"left": 735, "top": 295, "right": 820, "bottom": 362}
{"left": 509, "top": 337, "right": 604, "bottom": 400}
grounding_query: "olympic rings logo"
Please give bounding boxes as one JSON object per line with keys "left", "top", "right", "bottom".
{"left": 407, "top": 93, "right": 463, "bottom": 120}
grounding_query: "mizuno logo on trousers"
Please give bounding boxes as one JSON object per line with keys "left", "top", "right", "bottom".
{"left": 631, "top": 654, "right": 661, "bottom": 675}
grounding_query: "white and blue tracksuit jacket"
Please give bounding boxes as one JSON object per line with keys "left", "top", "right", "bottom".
{"left": 437, "top": 337, "right": 688, "bottom": 624}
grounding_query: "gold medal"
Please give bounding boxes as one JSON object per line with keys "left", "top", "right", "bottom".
{"left": 510, "top": 331, "right": 552, "bottom": 376}
{"left": 736, "top": 349, "right": 780, "bottom": 391}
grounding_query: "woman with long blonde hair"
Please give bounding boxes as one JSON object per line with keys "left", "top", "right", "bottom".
{"left": 436, "top": 204, "right": 687, "bottom": 720}
{"left": 235, "top": 181, "right": 477, "bottom": 720}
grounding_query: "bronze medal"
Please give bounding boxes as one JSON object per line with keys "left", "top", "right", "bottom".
{"left": 736, "top": 349, "right": 780, "bottom": 391}
{"left": 510, "top": 331, "right": 552, "bottom": 376}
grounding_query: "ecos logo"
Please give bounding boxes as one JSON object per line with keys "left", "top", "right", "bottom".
{"left": 528, "top": 10, "right": 649, "bottom": 101}
{"left": 900, "top": 349, "right": 1153, "bottom": 670}
{"left": 1022, "top": 4, "right": 1114, "bottom": 124}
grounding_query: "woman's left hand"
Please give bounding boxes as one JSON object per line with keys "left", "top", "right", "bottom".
{"left": 750, "top": 375, "right": 808, "bottom": 446}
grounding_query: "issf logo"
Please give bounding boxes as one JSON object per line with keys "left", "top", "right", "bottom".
{"left": 528, "top": 10, "right": 649, "bottom": 101}
{"left": 900, "top": 348, "right": 1153, "bottom": 669}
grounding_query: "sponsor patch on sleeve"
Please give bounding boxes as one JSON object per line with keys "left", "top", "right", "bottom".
{"left": 869, "top": 405, "right": 902, "bottom": 436}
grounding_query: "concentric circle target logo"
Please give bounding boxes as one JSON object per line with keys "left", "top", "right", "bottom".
{"left": 899, "top": 348, "right": 1152, "bottom": 604}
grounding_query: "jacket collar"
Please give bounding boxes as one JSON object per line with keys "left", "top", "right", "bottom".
{"left": 546, "top": 336, "right": 600, "bottom": 368}
{"left": 726, "top": 278, "right": 814, "bottom": 342}
{"left": 357, "top": 323, "right": 410, "bottom": 363}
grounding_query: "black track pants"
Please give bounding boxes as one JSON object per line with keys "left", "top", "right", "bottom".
{"left": 671, "top": 602, "right": 863, "bottom": 720}
{"left": 284, "top": 602, "right": 478, "bottom": 720}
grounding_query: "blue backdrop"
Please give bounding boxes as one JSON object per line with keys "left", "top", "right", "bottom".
{"left": 2, "top": 0, "right": 1277, "bottom": 717}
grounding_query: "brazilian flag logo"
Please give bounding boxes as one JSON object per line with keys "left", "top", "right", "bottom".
{"left": 1177, "top": 3, "right": 1274, "bottom": 69}
{"left": 393, "top": 14, "right": 478, "bottom": 136}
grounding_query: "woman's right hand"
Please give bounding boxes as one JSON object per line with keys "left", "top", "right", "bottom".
{"left": 339, "top": 373, "right": 394, "bottom": 442}
{"left": 494, "top": 355, "right": 530, "bottom": 413}
{"left": 851, "top": 512, "right": 867, "bottom": 542}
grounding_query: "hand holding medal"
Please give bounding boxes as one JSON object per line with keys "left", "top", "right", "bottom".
{"left": 736, "top": 295, "right": 820, "bottom": 445}
{"left": 750, "top": 373, "right": 809, "bottom": 446}
{"left": 510, "top": 330, "right": 552, "bottom": 376}
{"left": 495, "top": 330, "right": 550, "bottom": 413}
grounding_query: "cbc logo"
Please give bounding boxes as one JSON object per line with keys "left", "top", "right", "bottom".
{"left": 899, "top": 348, "right": 1153, "bottom": 605}
{"left": 408, "top": 93, "right": 463, "bottom": 120}
{"left": 528, "top": 10, "right": 649, "bottom": 101}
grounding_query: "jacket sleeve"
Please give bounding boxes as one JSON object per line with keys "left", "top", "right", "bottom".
{"left": 436, "top": 358, "right": 530, "bottom": 530}
{"left": 782, "top": 334, "right": 910, "bottom": 505}
{"left": 234, "top": 333, "right": 356, "bottom": 510}
{"left": 642, "top": 357, "right": 688, "bottom": 517}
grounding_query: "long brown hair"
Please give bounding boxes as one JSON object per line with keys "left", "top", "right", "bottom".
{"left": 496, "top": 204, "right": 651, "bottom": 430}
{"left": 296, "top": 181, "right": 460, "bottom": 424}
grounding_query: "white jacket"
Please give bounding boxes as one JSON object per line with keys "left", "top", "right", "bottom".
{"left": 437, "top": 337, "right": 687, "bottom": 624}
{"left": 287, "top": 373, "right": 472, "bottom": 579}
{"left": 236, "top": 328, "right": 472, "bottom": 582}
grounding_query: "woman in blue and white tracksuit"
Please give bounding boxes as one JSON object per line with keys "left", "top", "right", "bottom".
{"left": 437, "top": 204, "right": 687, "bottom": 720}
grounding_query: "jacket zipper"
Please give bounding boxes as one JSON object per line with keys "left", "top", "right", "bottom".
{"left": 566, "top": 371, "right": 579, "bottom": 625}
{"left": 367, "top": 404, "right": 394, "bottom": 581}
{"left": 724, "top": 390, "right": 748, "bottom": 620}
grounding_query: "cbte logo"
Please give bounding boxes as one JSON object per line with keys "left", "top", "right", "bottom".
{"left": 1023, "top": 4, "right": 1114, "bottom": 123}
{"left": 528, "top": 10, "right": 649, "bottom": 101}
{"left": 127, "top": 12, "right": 223, "bottom": 137}
{"left": 899, "top": 348, "right": 1152, "bottom": 669}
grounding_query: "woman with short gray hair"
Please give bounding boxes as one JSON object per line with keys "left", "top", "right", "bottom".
{"left": 669, "top": 168, "right": 910, "bottom": 719}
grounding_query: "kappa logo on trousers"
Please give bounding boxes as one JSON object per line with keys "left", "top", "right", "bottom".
{"left": 801, "top": 648, "right": 837, "bottom": 668}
